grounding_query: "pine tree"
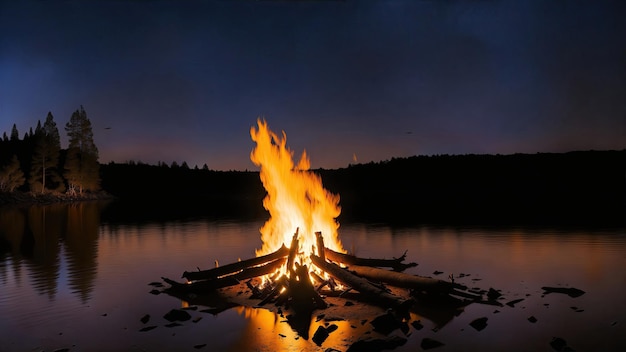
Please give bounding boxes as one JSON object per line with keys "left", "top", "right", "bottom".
{"left": 10, "top": 124, "right": 19, "bottom": 141}
{"left": 64, "top": 106, "right": 100, "bottom": 195}
{"left": 0, "top": 155, "right": 25, "bottom": 192}
{"left": 30, "top": 112, "right": 63, "bottom": 193}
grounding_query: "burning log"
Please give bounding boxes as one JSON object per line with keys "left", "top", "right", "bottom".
{"left": 310, "top": 253, "right": 413, "bottom": 313}
{"left": 324, "top": 247, "right": 417, "bottom": 272}
{"left": 182, "top": 244, "right": 289, "bottom": 281}
{"left": 286, "top": 229, "right": 299, "bottom": 277}
{"left": 289, "top": 262, "right": 328, "bottom": 313}
{"left": 166, "top": 257, "right": 287, "bottom": 293}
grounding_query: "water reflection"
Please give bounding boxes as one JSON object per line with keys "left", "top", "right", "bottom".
{"left": 0, "top": 201, "right": 107, "bottom": 303}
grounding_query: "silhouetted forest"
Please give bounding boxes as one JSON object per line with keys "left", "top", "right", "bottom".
{"left": 100, "top": 150, "right": 625, "bottom": 227}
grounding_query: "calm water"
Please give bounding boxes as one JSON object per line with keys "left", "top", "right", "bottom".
{"left": 0, "top": 201, "right": 624, "bottom": 352}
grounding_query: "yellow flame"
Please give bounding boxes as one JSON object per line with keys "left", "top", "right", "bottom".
{"left": 250, "top": 119, "right": 345, "bottom": 278}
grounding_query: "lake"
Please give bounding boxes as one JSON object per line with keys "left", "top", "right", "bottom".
{"left": 1, "top": 201, "right": 624, "bottom": 351}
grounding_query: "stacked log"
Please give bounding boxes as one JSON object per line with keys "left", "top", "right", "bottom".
{"left": 162, "top": 230, "right": 484, "bottom": 315}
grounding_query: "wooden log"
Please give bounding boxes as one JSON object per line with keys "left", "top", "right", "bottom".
{"left": 345, "top": 264, "right": 465, "bottom": 294}
{"left": 324, "top": 247, "right": 417, "bottom": 272}
{"left": 183, "top": 244, "right": 289, "bottom": 281}
{"left": 286, "top": 229, "right": 299, "bottom": 276}
{"left": 289, "top": 263, "right": 327, "bottom": 313}
{"left": 310, "top": 254, "right": 412, "bottom": 311}
{"left": 315, "top": 231, "right": 325, "bottom": 261}
{"left": 171, "top": 257, "right": 286, "bottom": 293}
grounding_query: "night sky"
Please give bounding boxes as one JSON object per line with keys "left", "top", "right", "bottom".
{"left": 1, "top": 0, "right": 624, "bottom": 170}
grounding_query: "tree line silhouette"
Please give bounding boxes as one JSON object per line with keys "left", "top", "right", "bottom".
{"left": 0, "top": 106, "right": 100, "bottom": 196}
{"left": 99, "top": 150, "right": 625, "bottom": 227}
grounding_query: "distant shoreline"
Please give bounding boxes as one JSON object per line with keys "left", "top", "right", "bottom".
{"left": 0, "top": 190, "right": 115, "bottom": 207}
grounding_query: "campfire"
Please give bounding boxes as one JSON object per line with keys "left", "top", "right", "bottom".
{"left": 161, "top": 119, "right": 488, "bottom": 341}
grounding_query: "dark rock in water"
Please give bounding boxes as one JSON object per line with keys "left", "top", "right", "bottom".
{"left": 433, "top": 270, "right": 444, "bottom": 275}
{"left": 469, "top": 317, "right": 488, "bottom": 331}
{"left": 193, "top": 344, "right": 207, "bottom": 349}
{"left": 149, "top": 281, "right": 164, "bottom": 287}
{"left": 347, "top": 336, "right": 408, "bottom": 352}
{"left": 541, "top": 286, "right": 586, "bottom": 298}
{"left": 139, "top": 325, "right": 157, "bottom": 332}
{"left": 165, "top": 322, "right": 182, "bottom": 328}
{"left": 493, "top": 310, "right": 500, "bottom": 314}
{"left": 140, "top": 314, "right": 150, "bottom": 324}
{"left": 312, "top": 326, "right": 330, "bottom": 346}
{"left": 326, "top": 324, "right": 338, "bottom": 333}
{"left": 344, "top": 301, "right": 354, "bottom": 306}
{"left": 420, "top": 337, "right": 445, "bottom": 350}
{"left": 550, "top": 337, "right": 575, "bottom": 351}
{"left": 192, "top": 316, "right": 202, "bottom": 323}
{"left": 528, "top": 316, "right": 537, "bottom": 323}
{"left": 149, "top": 289, "right": 161, "bottom": 295}
{"left": 411, "top": 320, "right": 424, "bottom": 330}
{"left": 53, "top": 349, "right": 70, "bottom": 352}
{"left": 316, "top": 314, "right": 325, "bottom": 322}
{"left": 506, "top": 298, "right": 524, "bottom": 307}
{"left": 164, "top": 309, "right": 192, "bottom": 322}
{"left": 371, "top": 312, "right": 402, "bottom": 335}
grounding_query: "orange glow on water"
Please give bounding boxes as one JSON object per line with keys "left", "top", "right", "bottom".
{"left": 250, "top": 119, "right": 345, "bottom": 279}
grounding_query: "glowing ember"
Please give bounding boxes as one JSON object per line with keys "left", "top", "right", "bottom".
{"left": 250, "top": 119, "right": 345, "bottom": 281}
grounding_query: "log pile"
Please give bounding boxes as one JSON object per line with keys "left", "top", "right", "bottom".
{"left": 162, "top": 229, "right": 485, "bottom": 321}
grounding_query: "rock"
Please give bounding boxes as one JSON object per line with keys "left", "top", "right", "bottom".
{"left": 148, "top": 282, "right": 164, "bottom": 287}
{"left": 165, "top": 322, "right": 182, "bottom": 328}
{"left": 312, "top": 326, "right": 330, "bottom": 346}
{"left": 411, "top": 320, "right": 424, "bottom": 330}
{"left": 433, "top": 271, "right": 444, "bottom": 275}
{"left": 344, "top": 301, "right": 354, "bottom": 306}
{"left": 541, "top": 286, "right": 585, "bottom": 298}
{"left": 192, "top": 316, "right": 202, "bottom": 323}
{"left": 528, "top": 316, "right": 537, "bottom": 323}
{"left": 420, "top": 337, "right": 445, "bottom": 350}
{"left": 347, "top": 336, "right": 408, "bottom": 352}
{"left": 164, "top": 309, "right": 192, "bottom": 322}
{"left": 371, "top": 312, "right": 402, "bottom": 335}
{"left": 326, "top": 324, "right": 338, "bottom": 333}
{"left": 193, "top": 344, "right": 206, "bottom": 349}
{"left": 140, "top": 314, "right": 150, "bottom": 324}
{"left": 550, "top": 337, "right": 575, "bottom": 351}
{"left": 469, "top": 317, "right": 488, "bottom": 331}
{"left": 139, "top": 326, "right": 157, "bottom": 332}
{"left": 506, "top": 298, "right": 524, "bottom": 307}
{"left": 149, "top": 289, "right": 161, "bottom": 295}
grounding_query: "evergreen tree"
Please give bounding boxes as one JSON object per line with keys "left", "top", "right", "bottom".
{"left": 0, "top": 155, "right": 25, "bottom": 192}
{"left": 2, "top": 132, "right": 7, "bottom": 142}
{"left": 10, "top": 124, "right": 19, "bottom": 141}
{"left": 30, "top": 112, "right": 64, "bottom": 193}
{"left": 64, "top": 106, "right": 100, "bottom": 194}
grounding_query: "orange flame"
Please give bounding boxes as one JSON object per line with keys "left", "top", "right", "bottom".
{"left": 250, "top": 119, "right": 345, "bottom": 277}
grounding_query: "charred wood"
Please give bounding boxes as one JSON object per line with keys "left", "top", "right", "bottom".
{"left": 182, "top": 244, "right": 289, "bottom": 281}
{"left": 324, "top": 247, "right": 417, "bottom": 272}
{"left": 310, "top": 253, "right": 413, "bottom": 313}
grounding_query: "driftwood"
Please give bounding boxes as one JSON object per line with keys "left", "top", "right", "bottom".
{"left": 310, "top": 253, "right": 413, "bottom": 312}
{"left": 324, "top": 247, "right": 417, "bottom": 271}
{"left": 166, "top": 257, "right": 286, "bottom": 293}
{"left": 183, "top": 244, "right": 289, "bottom": 281}
{"left": 345, "top": 264, "right": 466, "bottom": 294}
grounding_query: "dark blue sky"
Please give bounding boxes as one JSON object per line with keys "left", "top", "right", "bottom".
{"left": 1, "top": 0, "right": 624, "bottom": 170}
